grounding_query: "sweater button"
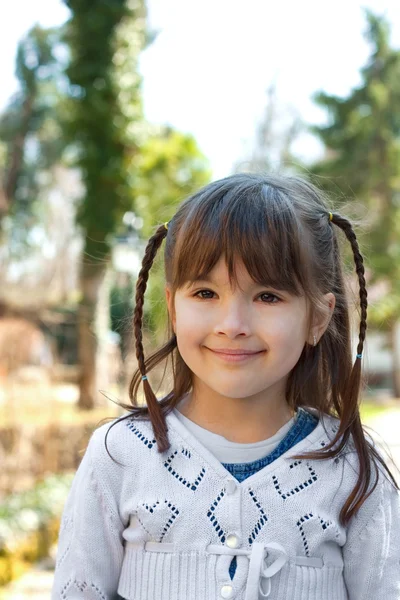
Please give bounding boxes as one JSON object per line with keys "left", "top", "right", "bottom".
{"left": 225, "top": 479, "right": 237, "bottom": 495}
{"left": 226, "top": 534, "right": 239, "bottom": 548}
{"left": 221, "top": 584, "right": 234, "bottom": 598}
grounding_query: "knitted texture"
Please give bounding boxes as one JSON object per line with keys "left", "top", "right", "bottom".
{"left": 222, "top": 408, "right": 318, "bottom": 581}
{"left": 51, "top": 409, "right": 400, "bottom": 600}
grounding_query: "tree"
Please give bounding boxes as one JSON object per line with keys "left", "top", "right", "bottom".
{"left": 0, "top": 25, "right": 66, "bottom": 229}
{"left": 310, "top": 11, "right": 400, "bottom": 396}
{"left": 63, "top": 0, "right": 147, "bottom": 409}
{"left": 0, "top": 25, "right": 81, "bottom": 311}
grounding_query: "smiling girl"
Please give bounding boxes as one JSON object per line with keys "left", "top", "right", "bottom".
{"left": 52, "top": 173, "right": 400, "bottom": 600}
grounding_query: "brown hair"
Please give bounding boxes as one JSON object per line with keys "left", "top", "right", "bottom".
{"left": 106, "top": 172, "right": 399, "bottom": 526}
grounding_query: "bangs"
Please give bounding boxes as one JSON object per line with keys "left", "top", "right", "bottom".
{"left": 168, "top": 178, "right": 313, "bottom": 296}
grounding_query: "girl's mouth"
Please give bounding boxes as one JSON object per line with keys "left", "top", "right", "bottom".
{"left": 206, "top": 348, "right": 265, "bottom": 362}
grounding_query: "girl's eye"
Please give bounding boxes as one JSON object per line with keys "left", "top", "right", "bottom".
{"left": 193, "top": 290, "right": 280, "bottom": 303}
{"left": 194, "top": 289, "right": 215, "bottom": 300}
{"left": 259, "top": 292, "right": 280, "bottom": 303}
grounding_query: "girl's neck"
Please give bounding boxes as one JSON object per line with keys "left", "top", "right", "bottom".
{"left": 176, "top": 389, "right": 295, "bottom": 444}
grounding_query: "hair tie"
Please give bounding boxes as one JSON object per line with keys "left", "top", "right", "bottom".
{"left": 142, "top": 375, "right": 148, "bottom": 381}
{"left": 356, "top": 353, "right": 362, "bottom": 359}
{"left": 329, "top": 212, "right": 333, "bottom": 222}
{"left": 164, "top": 222, "right": 169, "bottom": 231}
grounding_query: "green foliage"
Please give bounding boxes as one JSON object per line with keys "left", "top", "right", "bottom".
{"left": 0, "top": 25, "right": 67, "bottom": 240}
{"left": 134, "top": 127, "right": 212, "bottom": 236}
{"left": 310, "top": 10, "right": 400, "bottom": 330}
{"left": 360, "top": 401, "right": 400, "bottom": 423}
{"left": 63, "top": 0, "right": 146, "bottom": 262}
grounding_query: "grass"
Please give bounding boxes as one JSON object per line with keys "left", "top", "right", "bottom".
{"left": 360, "top": 399, "right": 400, "bottom": 424}
{"left": 0, "top": 382, "right": 123, "bottom": 428}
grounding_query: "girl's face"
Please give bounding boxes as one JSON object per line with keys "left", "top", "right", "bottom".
{"left": 166, "top": 257, "right": 334, "bottom": 404}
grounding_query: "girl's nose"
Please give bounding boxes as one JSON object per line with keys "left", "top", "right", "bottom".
{"left": 213, "top": 302, "right": 251, "bottom": 338}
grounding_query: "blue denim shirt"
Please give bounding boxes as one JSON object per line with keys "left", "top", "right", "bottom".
{"left": 221, "top": 407, "right": 319, "bottom": 580}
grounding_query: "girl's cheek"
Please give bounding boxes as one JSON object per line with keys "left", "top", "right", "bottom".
{"left": 175, "top": 308, "right": 210, "bottom": 334}
{"left": 180, "top": 302, "right": 213, "bottom": 322}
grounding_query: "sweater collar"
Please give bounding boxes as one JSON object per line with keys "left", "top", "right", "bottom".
{"left": 166, "top": 407, "right": 335, "bottom": 489}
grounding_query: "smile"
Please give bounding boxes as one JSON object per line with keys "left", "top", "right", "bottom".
{"left": 206, "top": 348, "right": 265, "bottom": 363}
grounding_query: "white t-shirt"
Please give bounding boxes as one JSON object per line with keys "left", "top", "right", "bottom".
{"left": 173, "top": 407, "right": 296, "bottom": 463}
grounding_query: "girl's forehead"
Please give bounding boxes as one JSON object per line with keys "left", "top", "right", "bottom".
{"left": 185, "top": 257, "right": 291, "bottom": 294}
{"left": 184, "top": 256, "right": 252, "bottom": 282}
{"left": 205, "top": 257, "right": 249, "bottom": 279}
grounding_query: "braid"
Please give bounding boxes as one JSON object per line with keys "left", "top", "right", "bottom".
{"left": 329, "top": 212, "right": 368, "bottom": 361}
{"left": 327, "top": 212, "right": 379, "bottom": 523}
{"left": 133, "top": 223, "right": 169, "bottom": 451}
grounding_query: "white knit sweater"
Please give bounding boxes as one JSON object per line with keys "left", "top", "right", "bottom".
{"left": 51, "top": 408, "right": 400, "bottom": 600}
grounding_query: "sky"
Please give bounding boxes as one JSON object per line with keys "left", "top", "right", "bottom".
{"left": 1, "top": 0, "right": 400, "bottom": 177}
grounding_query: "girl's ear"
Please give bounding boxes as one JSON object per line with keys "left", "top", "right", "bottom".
{"left": 165, "top": 286, "right": 176, "bottom": 331}
{"left": 310, "top": 292, "right": 336, "bottom": 344}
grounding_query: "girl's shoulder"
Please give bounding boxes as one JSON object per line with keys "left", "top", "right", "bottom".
{"left": 89, "top": 412, "right": 155, "bottom": 469}
{"left": 304, "top": 407, "right": 398, "bottom": 486}
{"left": 319, "top": 409, "right": 399, "bottom": 507}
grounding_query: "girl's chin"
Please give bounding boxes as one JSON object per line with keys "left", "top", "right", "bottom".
{"left": 201, "top": 386, "right": 264, "bottom": 400}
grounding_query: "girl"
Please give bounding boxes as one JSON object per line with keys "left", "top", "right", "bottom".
{"left": 52, "top": 173, "right": 399, "bottom": 600}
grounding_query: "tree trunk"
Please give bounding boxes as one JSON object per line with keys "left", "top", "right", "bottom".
{"left": 0, "top": 187, "right": 8, "bottom": 224}
{"left": 77, "top": 260, "right": 108, "bottom": 410}
{"left": 4, "top": 94, "right": 35, "bottom": 203}
{"left": 389, "top": 320, "right": 400, "bottom": 400}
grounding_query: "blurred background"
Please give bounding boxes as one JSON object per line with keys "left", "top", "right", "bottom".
{"left": 1, "top": 0, "right": 400, "bottom": 597}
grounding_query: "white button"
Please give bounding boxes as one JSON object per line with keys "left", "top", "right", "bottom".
{"left": 221, "top": 584, "right": 234, "bottom": 599}
{"left": 225, "top": 480, "right": 237, "bottom": 495}
{"left": 226, "top": 534, "right": 239, "bottom": 548}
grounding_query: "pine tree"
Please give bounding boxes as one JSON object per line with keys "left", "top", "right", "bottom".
{"left": 311, "top": 11, "right": 400, "bottom": 397}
